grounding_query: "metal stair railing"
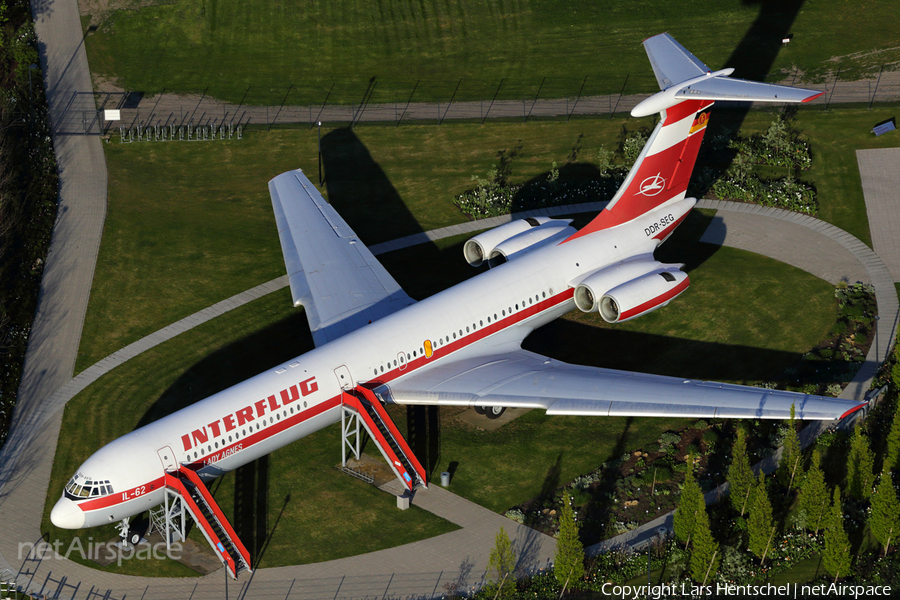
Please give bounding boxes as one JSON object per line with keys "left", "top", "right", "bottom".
{"left": 342, "top": 386, "right": 428, "bottom": 490}
{"left": 164, "top": 469, "right": 252, "bottom": 578}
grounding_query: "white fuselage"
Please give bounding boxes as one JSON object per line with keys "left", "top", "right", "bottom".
{"left": 50, "top": 199, "right": 688, "bottom": 530}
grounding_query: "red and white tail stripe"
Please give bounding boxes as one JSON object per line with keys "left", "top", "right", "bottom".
{"left": 566, "top": 98, "right": 712, "bottom": 242}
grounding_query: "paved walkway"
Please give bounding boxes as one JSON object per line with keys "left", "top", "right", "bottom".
{"left": 857, "top": 148, "right": 900, "bottom": 282}
{"left": 699, "top": 210, "right": 871, "bottom": 285}
{"left": 1, "top": 0, "right": 109, "bottom": 582}
{"left": 1, "top": 198, "right": 896, "bottom": 599}
{"left": 92, "top": 71, "right": 900, "bottom": 131}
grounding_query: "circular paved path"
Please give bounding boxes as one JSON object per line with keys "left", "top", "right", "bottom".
{"left": 1, "top": 199, "right": 895, "bottom": 599}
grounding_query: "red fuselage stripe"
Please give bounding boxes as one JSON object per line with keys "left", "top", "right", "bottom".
{"left": 77, "top": 286, "right": 577, "bottom": 515}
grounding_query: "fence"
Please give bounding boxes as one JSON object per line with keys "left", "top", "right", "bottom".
{"left": 54, "top": 66, "right": 900, "bottom": 137}
{"left": 3, "top": 563, "right": 493, "bottom": 600}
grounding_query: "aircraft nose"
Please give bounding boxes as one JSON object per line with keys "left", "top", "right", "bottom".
{"left": 50, "top": 497, "right": 85, "bottom": 529}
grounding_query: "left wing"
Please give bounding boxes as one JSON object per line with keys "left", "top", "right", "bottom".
{"left": 269, "top": 169, "right": 415, "bottom": 346}
{"left": 376, "top": 350, "right": 865, "bottom": 421}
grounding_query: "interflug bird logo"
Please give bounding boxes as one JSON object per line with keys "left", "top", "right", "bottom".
{"left": 638, "top": 173, "right": 666, "bottom": 196}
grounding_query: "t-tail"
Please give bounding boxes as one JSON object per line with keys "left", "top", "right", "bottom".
{"left": 565, "top": 33, "right": 824, "bottom": 243}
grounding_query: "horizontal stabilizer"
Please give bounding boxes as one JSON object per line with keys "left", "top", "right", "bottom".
{"left": 633, "top": 72, "right": 823, "bottom": 117}
{"left": 643, "top": 32, "right": 710, "bottom": 89}
{"left": 669, "top": 76, "right": 822, "bottom": 104}
{"left": 633, "top": 33, "right": 823, "bottom": 117}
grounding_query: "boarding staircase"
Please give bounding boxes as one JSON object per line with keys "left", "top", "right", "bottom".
{"left": 163, "top": 467, "right": 252, "bottom": 579}
{"left": 342, "top": 386, "right": 428, "bottom": 491}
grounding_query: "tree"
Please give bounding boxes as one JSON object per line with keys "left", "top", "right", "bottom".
{"left": 823, "top": 487, "right": 851, "bottom": 581}
{"left": 883, "top": 407, "right": 900, "bottom": 473}
{"left": 870, "top": 471, "right": 900, "bottom": 557}
{"left": 554, "top": 492, "right": 585, "bottom": 590}
{"left": 727, "top": 428, "right": 754, "bottom": 516}
{"left": 595, "top": 146, "right": 613, "bottom": 175}
{"left": 674, "top": 454, "right": 703, "bottom": 548}
{"left": 777, "top": 404, "right": 803, "bottom": 491}
{"left": 747, "top": 472, "right": 774, "bottom": 561}
{"left": 485, "top": 527, "right": 516, "bottom": 598}
{"left": 799, "top": 450, "right": 830, "bottom": 535}
{"left": 689, "top": 502, "right": 720, "bottom": 583}
{"left": 847, "top": 424, "right": 876, "bottom": 500}
{"left": 762, "top": 117, "right": 791, "bottom": 157}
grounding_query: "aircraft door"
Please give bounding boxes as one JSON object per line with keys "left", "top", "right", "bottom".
{"left": 156, "top": 446, "right": 178, "bottom": 473}
{"left": 334, "top": 365, "right": 354, "bottom": 391}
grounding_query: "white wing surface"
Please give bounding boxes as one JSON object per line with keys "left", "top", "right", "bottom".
{"left": 634, "top": 33, "right": 823, "bottom": 117}
{"left": 643, "top": 33, "right": 710, "bottom": 90}
{"left": 269, "top": 169, "right": 415, "bottom": 346}
{"left": 378, "top": 350, "right": 865, "bottom": 421}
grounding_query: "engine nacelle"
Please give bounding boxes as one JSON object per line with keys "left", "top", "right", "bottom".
{"left": 573, "top": 260, "right": 667, "bottom": 313}
{"left": 463, "top": 217, "right": 561, "bottom": 267}
{"left": 599, "top": 269, "right": 690, "bottom": 323}
{"left": 487, "top": 221, "right": 575, "bottom": 267}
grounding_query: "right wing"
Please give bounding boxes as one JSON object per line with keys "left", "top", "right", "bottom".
{"left": 378, "top": 350, "right": 866, "bottom": 421}
{"left": 269, "top": 170, "right": 415, "bottom": 346}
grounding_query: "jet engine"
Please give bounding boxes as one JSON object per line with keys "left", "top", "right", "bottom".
{"left": 573, "top": 261, "right": 689, "bottom": 323}
{"left": 463, "top": 217, "right": 572, "bottom": 267}
{"left": 599, "top": 269, "right": 689, "bottom": 323}
{"left": 487, "top": 220, "right": 575, "bottom": 267}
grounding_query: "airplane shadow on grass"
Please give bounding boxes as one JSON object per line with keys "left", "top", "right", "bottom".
{"left": 134, "top": 122, "right": 845, "bottom": 547}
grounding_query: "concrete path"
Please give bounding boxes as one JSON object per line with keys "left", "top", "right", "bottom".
{"left": 857, "top": 148, "right": 900, "bottom": 281}
{"left": 98, "top": 72, "right": 900, "bottom": 131}
{"left": 20, "top": 0, "right": 108, "bottom": 416}
{"left": 700, "top": 210, "right": 871, "bottom": 285}
{"left": 2, "top": 198, "right": 896, "bottom": 599}
{"left": 1, "top": 0, "right": 108, "bottom": 581}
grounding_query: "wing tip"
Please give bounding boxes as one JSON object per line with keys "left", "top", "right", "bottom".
{"left": 839, "top": 402, "right": 867, "bottom": 420}
{"left": 802, "top": 91, "right": 825, "bottom": 103}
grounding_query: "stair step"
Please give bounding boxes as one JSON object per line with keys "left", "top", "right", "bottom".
{"left": 166, "top": 469, "right": 253, "bottom": 580}
{"left": 345, "top": 387, "right": 428, "bottom": 491}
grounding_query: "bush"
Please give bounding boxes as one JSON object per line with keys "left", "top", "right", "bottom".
{"left": 658, "top": 431, "right": 681, "bottom": 454}
{"left": 622, "top": 130, "right": 649, "bottom": 166}
{"left": 504, "top": 509, "right": 525, "bottom": 523}
{"left": 453, "top": 166, "right": 625, "bottom": 219}
{"left": 712, "top": 175, "right": 817, "bottom": 214}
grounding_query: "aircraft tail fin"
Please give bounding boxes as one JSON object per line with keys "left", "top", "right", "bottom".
{"left": 564, "top": 33, "right": 823, "bottom": 243}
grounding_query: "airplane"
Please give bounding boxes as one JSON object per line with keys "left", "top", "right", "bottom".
{"left": 50, "top": 33, "right": 863, "bottom": 568}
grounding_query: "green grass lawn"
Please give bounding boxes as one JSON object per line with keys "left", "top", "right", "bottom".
{"left": 78, "top": 118, "right": 633, "bottom": 371}
{"left": 78, "top": 111, "right": 874, "bottom": 373}
{"left": 84, "top": 0, "right": 900, "bottom": 105}
{"left": 44, "top": 289, "right": 458, "bottom": 575}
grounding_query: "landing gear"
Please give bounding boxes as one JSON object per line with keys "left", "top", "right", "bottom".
{"left": 485, "top": 406, "right": 506, "bottom": 419}
{"left": 116, "top": 518, "right": 132, "bottom": 547}
{"left": 473, "top": 406, "right": 486, "bottom": 415}
{"left": 116, "top": 516, "right": 145, "bottom": 547}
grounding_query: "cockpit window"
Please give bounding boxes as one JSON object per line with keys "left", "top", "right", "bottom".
{"left": 65, "top": 474, "right": 114, "bottom": 501}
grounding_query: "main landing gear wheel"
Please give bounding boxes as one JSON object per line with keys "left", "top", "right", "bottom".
{"left": 473, "top": 406, "right": 486, "bottom": 415}
{"left": 129, "top": 530, "right": 141, "bottom": 546}
{"left": 485, "top": 406, "right": 506, "bottom": 419}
